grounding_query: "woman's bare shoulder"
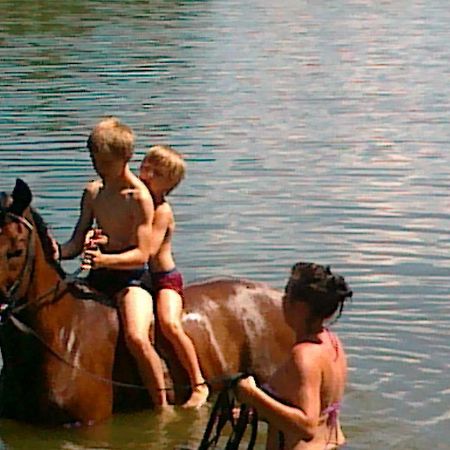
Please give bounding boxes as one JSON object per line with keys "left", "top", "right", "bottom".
{"left": 291, "top": 342, "right": 323, "bottom": 373}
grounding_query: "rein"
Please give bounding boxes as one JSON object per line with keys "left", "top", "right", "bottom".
{"left": 0, "top": 214, "right": 204, "bottom": 393}
{"left": 0, "top": 212, "right": 76, "bottom": 320}
{"left": 0, "top": 211, "right": 261, "bottom": 425}
{"left": 0, "top": 213, "right": 149, "bottom": 391}
{"left": 197, "top": 373, "right": 258, "bottom": 450}
{"left": 5, "top": 307, "right": 260, "bottom": 397}
{"left": 7, "top": 313, "right": 151, "bottom": 390}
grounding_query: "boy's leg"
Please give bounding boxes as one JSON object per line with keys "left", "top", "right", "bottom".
{"left": 157, "top": 288, "right": 209, "bottom": 408}
{"left": 118, "top": 286, "right": 168, "bottom": 409}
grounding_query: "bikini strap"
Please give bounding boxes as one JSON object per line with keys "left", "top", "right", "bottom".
{"left": 324, "top": 327, "right": 339, "bottom": 360}
{"left": 322, "top": 402, "right": 340, "bottom": 427}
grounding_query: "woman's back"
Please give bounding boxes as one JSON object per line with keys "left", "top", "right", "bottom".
{"left": 265, "top": 328, "right": 347, "bottom": 449}
{"left": 315, "top": 329, "right": 347, "bottom": 449}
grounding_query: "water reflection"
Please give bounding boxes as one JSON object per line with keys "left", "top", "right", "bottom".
{"left": 1, "top": 0, "right": 450, "bottom": 448}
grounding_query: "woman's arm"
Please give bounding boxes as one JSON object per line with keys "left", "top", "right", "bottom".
{"left": 236, "top": 349, "right": 321, "bottom": 441}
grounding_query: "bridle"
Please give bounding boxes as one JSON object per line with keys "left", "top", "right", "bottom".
{"left": 0, "top": 210, "right": 73, "bottom": 322}
{"left": 0, "top": 210, "right": 150, "bottom": 391}
{"left": 0, "top": 211, "right": 36, "bottom": 317}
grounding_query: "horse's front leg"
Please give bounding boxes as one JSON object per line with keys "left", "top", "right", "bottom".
{"left": 38, "top": 302, "right": 119, "bottom": 425}
{"left": 41, "top": 345, "right": 116, "bottom": 424}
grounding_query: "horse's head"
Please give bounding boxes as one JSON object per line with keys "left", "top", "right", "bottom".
{"left": 0, "top": 179, "right": 34, "bottom": 305}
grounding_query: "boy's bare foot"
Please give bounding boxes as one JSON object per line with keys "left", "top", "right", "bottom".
{"left": 155, "top": 403, "right": 175, "bottom": 416}
{"left": 181, "top": 383, "right": 209, "bottom": 409}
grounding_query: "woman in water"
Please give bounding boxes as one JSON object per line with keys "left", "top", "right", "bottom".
{"left": 236, "top": 262, "right": 352, "bottom": 449}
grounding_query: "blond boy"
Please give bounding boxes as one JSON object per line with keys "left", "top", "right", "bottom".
{"left": 60, "top": 117, "right": 168, "bottom": 409}
{"left": 138, "top": 145, "right": 209, "bottom": 409}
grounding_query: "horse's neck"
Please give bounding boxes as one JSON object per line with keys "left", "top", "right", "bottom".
{"left": 28, "top": 233, "right": 63, "bottom": 303}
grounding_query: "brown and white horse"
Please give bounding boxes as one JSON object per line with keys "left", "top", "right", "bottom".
{"left": 0, "top": 179, "right": 293, "bottom": 424}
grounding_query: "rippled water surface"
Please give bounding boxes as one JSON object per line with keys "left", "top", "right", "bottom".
{"left": 1, "top": 0, "right": 450, "bottom": 448}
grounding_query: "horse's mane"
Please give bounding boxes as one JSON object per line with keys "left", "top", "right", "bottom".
{"left": 29, "top": 207, "right": 116, "bottom": 307}
{"left": 30, "top": 208, "right": 66, "bottom": 278}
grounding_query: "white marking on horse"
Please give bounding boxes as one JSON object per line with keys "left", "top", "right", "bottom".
{"left": 58, "top": 327, "right": 81, "bottom": 383}
{"left": 182, "top": 309, "right": 228, "bottom": 372}
{"left": 230, "top": 285, "right": 282, "bottom": 340}
{"left": 67, "top": 330, "right": 76, "bottom": 353}
{"left": 228, "top": 284, "right": 284, "bottom": 374}
{"left": 183, "top": 312, "right": 203, "bottom": 323}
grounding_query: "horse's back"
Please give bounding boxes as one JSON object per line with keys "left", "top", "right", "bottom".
{"left": 181, "top": 277, "right": 294, "bottom": 385}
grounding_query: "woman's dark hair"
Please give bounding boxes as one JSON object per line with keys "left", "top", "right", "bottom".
{"left": 284, "top": 262, "right": 352, "bottom": 321}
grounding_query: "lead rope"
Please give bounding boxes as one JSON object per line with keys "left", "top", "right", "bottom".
{"left": 7, "top": 314, "right": 149, "bottom": 390}
{"left": 5, "top": 311, "right": 257, "bottom": 398}
{"left": 197, "top": 373, "right": 258, "bottom": 450}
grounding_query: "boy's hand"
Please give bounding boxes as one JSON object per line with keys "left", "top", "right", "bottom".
{"left": 84, "top": 228, "right": 108, "bottom": 249}
{"left": 81, "top": 247, "right": 104, "bottom": 270}
{"left": 81, "top": 228, "right": 108, "bottom": 270}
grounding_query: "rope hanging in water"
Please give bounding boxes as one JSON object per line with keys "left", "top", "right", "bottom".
{"left": 197, "top": 374, "right": 258, "bottom": 450}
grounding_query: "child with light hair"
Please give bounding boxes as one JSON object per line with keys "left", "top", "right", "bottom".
{"left": 61, "top": 117, "right": 169, "bottom": 410}
{"left": 139, "top": 145, "right": 209, "bottom": 409}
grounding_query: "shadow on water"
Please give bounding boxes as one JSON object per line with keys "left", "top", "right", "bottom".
{"left": 0, "top": 0, "right": 92, "bottom": 37}
{"left": 0, "top": 0, "right": 209, "bottom": 38}
{"left": 0, "top": 407, "right": 249, "bottom": 450}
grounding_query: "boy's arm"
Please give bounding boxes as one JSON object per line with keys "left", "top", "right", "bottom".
{"left": 147, "top": 206, "right": 172, "bottom": 258}
{"left": 87, "top": 192, "right": 154, "bottom": 269}
{"left": 60, "top": 186, "right": 95, "bottom": 260}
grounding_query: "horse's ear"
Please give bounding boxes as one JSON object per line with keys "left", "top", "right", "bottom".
{"left": 9, "top": 178, "right": 33, "bottom": 216}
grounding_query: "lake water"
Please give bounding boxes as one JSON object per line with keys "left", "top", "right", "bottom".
{"left": 1, "top": 0, "right": 450, "bottom": 448}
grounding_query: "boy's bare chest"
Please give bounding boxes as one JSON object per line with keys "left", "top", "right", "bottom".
{"left": 92, "top": 191, "right": 137, "bottom": 229}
